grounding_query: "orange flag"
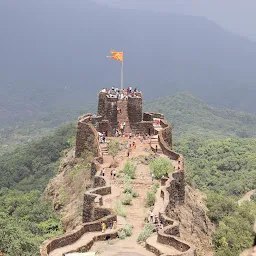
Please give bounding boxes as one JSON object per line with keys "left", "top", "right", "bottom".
{"left": 107, "top": 50, "right": 123, "bottom": 62}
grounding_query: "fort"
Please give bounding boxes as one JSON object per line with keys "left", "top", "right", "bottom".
{"left": 40, "top": 88, "right": 197, "bottom": 256}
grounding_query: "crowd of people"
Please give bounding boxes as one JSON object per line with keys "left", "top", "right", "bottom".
{"left": 101, "top": 86, "right": 141, "bottom": 99}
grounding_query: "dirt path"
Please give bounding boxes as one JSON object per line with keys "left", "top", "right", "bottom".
{"left": 238, "top": 189, "right": 256, "bottom": 205}
{"left": 90, "top": 163, "right": 156, "bottom": 256}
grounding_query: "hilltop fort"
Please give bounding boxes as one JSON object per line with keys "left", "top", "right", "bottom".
{"left": 41, "top": 88, "right": 214, "bottom": 256}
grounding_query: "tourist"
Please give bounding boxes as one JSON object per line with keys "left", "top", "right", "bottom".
{"left": 129, "top": 132, "right": 132, "bottom": 139}
{"left": 155, "top": 215, "right": 159, "bottom": 224}
{"left": 111, "top": 169, "right": 113, "bottom": 179}
{"left": 113, "top": 169, "right": 116, "bottom": 179}
{"left": 149, "top": 210, "right": 154, "bottom": 222}
{"left": 120, "top": 108, "right": 122, "bottom": 114}
{"left": 113, "top": 220, "right": 117, "bottom": 229}
{"left": 151, "top": 173, "right": 155, "bottom": 184}
{"left": 101, "top": 221, "right": 106, "bottom": 233}
{"left": 155, "top": 145, "right": 158, "bottom": 153}
{"left": 127, "top": 150, "right": 130, "bottom": 157}
{"left": 102, "top": 168, "right": 106, "bottom": 177}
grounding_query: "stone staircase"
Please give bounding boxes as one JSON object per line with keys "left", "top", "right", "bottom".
{"left": 100, "top": 143, "right": 108, "bottom": 155}
{"left": 150, "top": 135, "right": 163, "bottom": 154}
{"left": 117, "top": 100, "right": 131, "bottom": 134}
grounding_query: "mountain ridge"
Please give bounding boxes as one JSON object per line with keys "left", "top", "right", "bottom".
{"left": 0, "top": 0, "right": 256, "bottom": 122}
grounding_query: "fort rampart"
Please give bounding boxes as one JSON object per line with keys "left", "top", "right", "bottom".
{"left": 40, "top": 158, "right": 117, "bottom": 256}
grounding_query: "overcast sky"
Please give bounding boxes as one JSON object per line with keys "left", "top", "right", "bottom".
{"left": 94, "top": 0, "right": 256, "bottom": 41}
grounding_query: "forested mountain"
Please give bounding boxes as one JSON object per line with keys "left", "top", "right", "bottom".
{"left": 145, "top": 92, "right": 256, "bottom": 138}
{"left": 1, "top": 0, "right": 256, "bottom": 125}
{"left": 0, "top": 125, "right": 76, "bottom": 255}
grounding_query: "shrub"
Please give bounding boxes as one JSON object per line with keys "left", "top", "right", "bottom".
{"left": 123, "top": 161, "right": 136, "bottom": 179}
{"left": 113, "top": 200, "right": 127, "bottom": 217}
{"left": 131, "top": 190, "right": 139, "bottom": 198}
{"left": 121, "top": 192, "right": 133, "bottom": 205}
{"left": 152, "top": 182, "right": 160, "bottom": 193}
{"left": 118, "top": 229, "right": 126, "bottom": 240}
{"left": 118, "top": 224, "right": 133, "bottom": 240}
{"left": 123, "top": 224, "right": 133, "bottom": 237}
{"left": 122, "top": 175, "right": 139, "bottom": 198}
{"left": 137, "top": 223, "right": 155, "bottom": 242}
{"left": 146, "top": 191, "right": 156, "bottom": 207}
{"left": 149, "top": 157, "right": 174, "bottom": 179}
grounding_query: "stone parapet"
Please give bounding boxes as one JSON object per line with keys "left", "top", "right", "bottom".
{"left": 75, "top": 116, "right": 101, "bottom": 157}
{"left": 40, "top": 169, "right": 116, "bottom": 256}
{"left": 146, "top": 169, "right": 195, "bottom": 255}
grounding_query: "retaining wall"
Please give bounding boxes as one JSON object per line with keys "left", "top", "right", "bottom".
{"left": 40, "top": 170, "right": 116, "bottom": 256}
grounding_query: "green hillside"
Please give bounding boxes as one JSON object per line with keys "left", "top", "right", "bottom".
{"left": 145, "top": 92, "right": 256, "bottom": 138}
{"left": 0, "top": 124, "right": 77, "bottom": 255}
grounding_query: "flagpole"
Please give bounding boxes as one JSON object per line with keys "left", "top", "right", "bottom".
{"left": 121, "top": 51, "right": 124, "bottom": 90}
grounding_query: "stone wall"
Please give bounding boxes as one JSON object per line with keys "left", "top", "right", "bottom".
{"left": 40, "top": 213, "right": 117, "bottom": 256}
{"left": 156, "top": 120, "right": 181, "bottom": 161}
{"left": 128, "top": 96, "right": 142, "bottom": 124}
{"left": 40, "top": 170, "right": 116, "bottom": 256}
{"left": 146, "top": 170, "right": 196, "bottom": 256}
{"left": 97, "top": 92, "right": 118, "bottom": 135}
{"left": 75, "top": 115, "right": 101, "bottom": 157}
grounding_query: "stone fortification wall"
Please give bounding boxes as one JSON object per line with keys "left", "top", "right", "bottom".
{"left": 143, "top": 112, "right": 165, "bottom": 121}
{"left": 97, "top": 92, "right": 118, "bottom": 135}
{"left": 40, "top": 164, "right": 116, "bottom": 256}
{"left": 156, "top": 119, "right": 182, "bottom": 161}
{"left": 146, "top": 170, "right": 196, "bottom": 256}
{"left": 75, "top": 115, "right": 101, "bottom": 157}
{"left": 128, "top": 96, "right": 142, "bottom": 124}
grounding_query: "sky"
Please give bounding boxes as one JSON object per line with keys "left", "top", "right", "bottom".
{"left": 94, "top": 0, "right": 256, "bottom": 41}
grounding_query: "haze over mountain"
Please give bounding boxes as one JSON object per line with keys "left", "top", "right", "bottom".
{"left": 95, "top": 0, "right": 256, "bottom": 41}
{"left": 1, "top": 0, "right": 256, "bottom": 124}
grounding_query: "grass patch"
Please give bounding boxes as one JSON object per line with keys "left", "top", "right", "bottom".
{"left": 146, "top": 191, "right": 156, "bottom": 207}
{"left": 121, "top": 192, "right": 133, "bottom": 205}
{"left": 137, "top": 223, "right": 155, "bottom": 242}
{"left": 113, "top": 200, "right": 127, "bottom": 217}
{"left": 123, "top": 161, "right": 136, "bottom": 179}
{"left": 122, "top": 175, "right": 139, "bottom": 198}
{"left": 118, "top": 224, "right": 133, "bottom": 239}
{"left": 146, "top": 183, "right": 159, "bottom": 207}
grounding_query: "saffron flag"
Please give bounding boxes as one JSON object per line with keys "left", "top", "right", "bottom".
{"left": 107, "top": 50, "right": 123, "bottom": 62}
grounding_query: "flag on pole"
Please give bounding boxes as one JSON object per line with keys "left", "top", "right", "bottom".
{"left": 106, "top": 50, "right": 123, "bottom": 62}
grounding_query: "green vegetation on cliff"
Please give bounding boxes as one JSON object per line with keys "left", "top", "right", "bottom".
{"left": 175, "top": 136, "right": 256, "bottom": 255}
{"left": 0, "top": 123, "right": 76, "bottom": 255}
{"left": 0, "top": 123, "right": 76, "bottom": 192}
{"left": 176, "top": 137, "right": 256, "bottom": 196}
{"left": 0, "top": 189, "right": 62, "bottom": 256}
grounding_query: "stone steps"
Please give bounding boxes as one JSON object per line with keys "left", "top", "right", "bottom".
{"left": 150, "top": 135, "right": 163, "bottom": 154}
{"left": 100, "top": 143, "right": 108, "bottom": 155}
